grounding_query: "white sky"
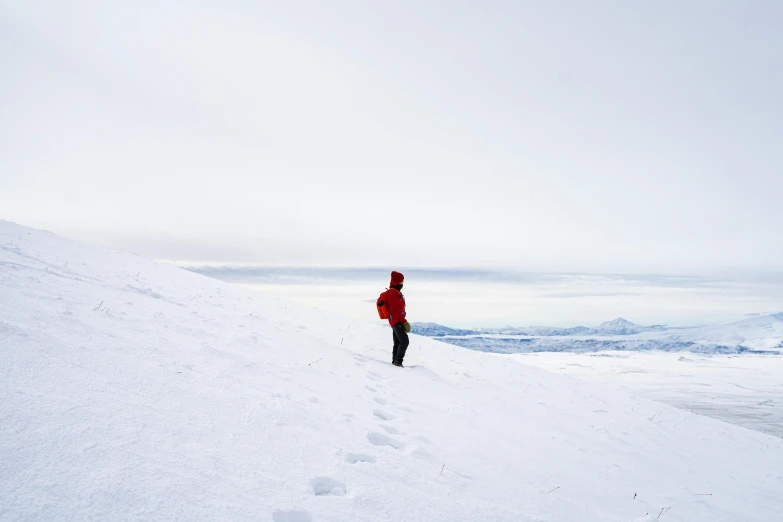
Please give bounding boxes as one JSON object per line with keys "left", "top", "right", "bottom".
{"left": 2, "top": 1, "right": 782, "bottom": 273}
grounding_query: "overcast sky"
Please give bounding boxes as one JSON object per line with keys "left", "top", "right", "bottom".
{"left": 2, "top": 1, "right": 782, "bottom": 273}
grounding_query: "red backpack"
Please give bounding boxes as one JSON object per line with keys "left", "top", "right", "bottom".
{"left": 376, "top": 289, "right": 390, "bottom": 320}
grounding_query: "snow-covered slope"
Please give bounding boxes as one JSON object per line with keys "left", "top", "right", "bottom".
{"left": 670, "top": 313, "right": 783, "bottom": 351}
{"left": 2, "top": 221, "right": 782, "bottom": 522}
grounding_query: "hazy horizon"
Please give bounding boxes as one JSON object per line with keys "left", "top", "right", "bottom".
{"left": 5, "top": 216, "right": 783, "bottom": 327}
{"left": 183, "top": 264, "right": 783, "bottom": 328}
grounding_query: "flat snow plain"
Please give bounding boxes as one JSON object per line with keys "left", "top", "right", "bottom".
{"left": 1, "top": 221, "right": 782, "bottom": 522}
{"left": 515, "top": 351, "right": 783, "bottom": 439}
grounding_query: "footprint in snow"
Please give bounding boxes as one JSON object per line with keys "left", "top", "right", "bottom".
{"left": 311, "top": 476, "right": 347, "bottom": 496}
{"left": 345, "top": 453, "right": 376, "bottom": 464}
{"left": 272, "top": 510, "right": 312, "bottom": 522}
{"left": 366, "top": 372, "right": 383, "bottom": 382}
{"left": 380, "top": 424, "right": 403, "bottom": 435}
{"left": 373, "top": 409, "right": 395, "bottom": 421}
{"left": 367, "top": 432, "right": 405, "bottom": 450}
{"left": 411, "top": 446, "right": 435, "bottom": 462}
{"left": 373, "top": 396, "right": 388, "bottom": 405}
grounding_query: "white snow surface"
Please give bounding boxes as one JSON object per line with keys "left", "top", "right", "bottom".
{"left": 1, "top": 220, "right": 782, "bottom": 522}
{"left": 515, "top": 352, "right": 783, "bottom": 439}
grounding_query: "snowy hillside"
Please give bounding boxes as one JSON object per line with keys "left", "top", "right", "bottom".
{"left": 2, "top": 220, "right": 782, "bottom": 522}
{"left": 413, "top": 315, "right": 783, "bottom": 354}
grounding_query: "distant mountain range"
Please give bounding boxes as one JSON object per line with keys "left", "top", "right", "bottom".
{"left": 412, "top": 314, "right": 783, "bottom": 355}
{"left": 413, "top": 317, "right": 666, "bottom": 337}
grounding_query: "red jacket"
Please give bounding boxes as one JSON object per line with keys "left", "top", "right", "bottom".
{"left": 387, "top": 288, "right": 407, "bottom": 326}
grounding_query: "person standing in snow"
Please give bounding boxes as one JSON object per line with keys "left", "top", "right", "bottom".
{"left": 387, "top": 271, "right": 410, "bottom": 367}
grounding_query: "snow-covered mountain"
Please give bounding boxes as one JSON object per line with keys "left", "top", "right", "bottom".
{"left": 595, "top": 317, "right": 656, "bottom": 335}
{"left": 2, "top": 220, "right": 782, "bottom": 522}
{"left": 413, "top": 315, "right": 783, "bottom": 355}
{"left": 672, "top": 312, "right": 783, "bottom": 351}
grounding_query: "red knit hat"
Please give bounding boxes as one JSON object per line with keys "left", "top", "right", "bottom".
{"left": 390, "top": 271, "right": 404, "bottom": 286}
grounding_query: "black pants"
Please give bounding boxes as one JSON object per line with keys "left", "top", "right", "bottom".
{"left": 392, "top": 322, "right": 409, "bottom": 363}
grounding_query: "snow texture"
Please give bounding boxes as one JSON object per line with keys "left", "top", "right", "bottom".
{"left": 1, "top": 220, "right": 782, "bottom": 521}
{"left": 516, "top": 350, "right": 783, "bottom": 439}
